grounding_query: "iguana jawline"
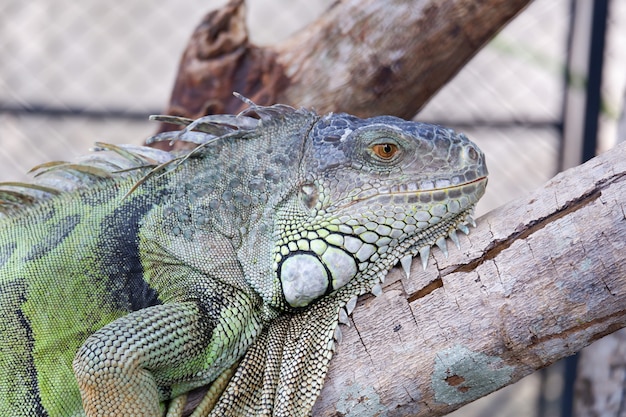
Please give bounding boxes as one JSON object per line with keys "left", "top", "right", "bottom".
{"left": 332, "top": 175, "right": 488, "bottom": 211}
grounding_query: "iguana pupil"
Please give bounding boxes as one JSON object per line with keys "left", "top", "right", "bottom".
{"left": 372, "top": 142, "right": 398, "bottom": 159}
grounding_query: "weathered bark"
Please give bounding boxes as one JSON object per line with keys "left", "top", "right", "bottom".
{"left": 158, "top": 0, "right": 532, "bottom": 136}
{"left": 273, "top": 0, "right": 531, "bottom": 119}
{"left": 158, "top": 0, "right": 288, "bottom": 129}
{"left": 312, "top": 141, "right": 626, "bottom": 416}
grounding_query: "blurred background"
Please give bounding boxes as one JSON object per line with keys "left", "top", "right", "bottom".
{"left": 0, "top": 0, "right": 624, "bottom": 416}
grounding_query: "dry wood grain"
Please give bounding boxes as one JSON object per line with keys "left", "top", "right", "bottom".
{"left": 313, "top": 142, "right": 626, "bottom": 416}
{"left": 274, "top": 0, "right": 531, "bottom": 118}
{"left": 158, "top": 0, "right": 532, "bottom": 136}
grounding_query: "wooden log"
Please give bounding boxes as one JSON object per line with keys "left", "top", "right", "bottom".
{"left": 158, "top": 0, "right": 532, "bottom": 137}
{"left": 274, "top": 0, "right": 531, "bottom": 119}
{"left": 313, "top": 142, "right": 626, "bottom": 416}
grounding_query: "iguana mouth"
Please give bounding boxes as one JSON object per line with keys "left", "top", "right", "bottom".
{"left": 394, "top": 205, "right": 478, "bottom": 269}
{"left": 348, "top": 176, "right": 488, "bottom": 286}
{"left": 333, "top": 176, "right": 488, "bottom": 211}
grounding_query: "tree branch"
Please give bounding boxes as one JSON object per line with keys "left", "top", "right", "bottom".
{"left": 158, "top": 0, "right": 532, "bottom": 135}
{"left": 313, "top": 142, "right": 626, "bottom": 416}
{"left": 273, "top": 0, "right": 531, "bottom": 119}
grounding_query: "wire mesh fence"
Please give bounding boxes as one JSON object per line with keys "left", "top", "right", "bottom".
{"left": 0, "top": 0, "right": 569, "bottom": 208}
{"left": 0, "top": 0, "right": 339, "bottom": 181}
{"left": 0, "top": 0, "right": 624, "bottom": 416}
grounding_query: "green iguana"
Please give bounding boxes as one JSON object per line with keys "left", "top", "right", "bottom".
{"left": 0, "top": 99, "right": 488, "bottom": 416}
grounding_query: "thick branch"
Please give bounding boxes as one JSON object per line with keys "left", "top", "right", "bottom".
{"left": 274, "top": 0, "right": 531, "bottom": 118}
{"left": 160, "top": 0, "right": 532, "bottom": 131}
{"left": 313, "top": 142, "right": 626, "bottom": 416}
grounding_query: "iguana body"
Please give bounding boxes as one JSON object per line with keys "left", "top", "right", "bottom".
{"left": 0, "top": 102, "right": 487, "bottom": 416}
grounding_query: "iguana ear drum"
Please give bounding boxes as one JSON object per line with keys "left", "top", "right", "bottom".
{"left": 279, "top": 247, "right": 358, "bottom": 308}
{"left": 299, "top": 183, "right": 319, "bottom": 210}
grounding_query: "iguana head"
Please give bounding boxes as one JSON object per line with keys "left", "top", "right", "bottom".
{"left": 149, "top": 103, "right": 487, "bottom": 313}
{"left": 275, "top": 113, "right": 488, "bottom": 309}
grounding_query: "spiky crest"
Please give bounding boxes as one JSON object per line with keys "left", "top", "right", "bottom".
{"left": 0, "top": 96, "right": 303, "bottom": 217}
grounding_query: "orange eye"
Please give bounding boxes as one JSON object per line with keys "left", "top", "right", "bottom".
{"left": 371, "top": 143, "right": 399, "bottom": 159}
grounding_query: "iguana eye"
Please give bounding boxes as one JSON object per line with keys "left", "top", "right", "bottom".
{"left": 371, "top": 143, "right": 399, "bottom": 159}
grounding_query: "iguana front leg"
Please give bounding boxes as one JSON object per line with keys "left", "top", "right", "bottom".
{"left": 73, "top": 283, "right": 263, "bottom": 417}
{"left": 73, "top": 302, "right": 201, "bottom": 416}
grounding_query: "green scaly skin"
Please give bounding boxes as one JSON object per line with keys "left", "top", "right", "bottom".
{"left": 0, "top": 102, "right": 488, "bottom": 416}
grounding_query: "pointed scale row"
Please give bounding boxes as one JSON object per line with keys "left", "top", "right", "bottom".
{"left": 0, "top": 144, "right": 173, "bottom": 216}
{"left": 0, "top": 96, "right": 301, "bottom": 217}
{"left": 146, "top": 96, "right": 301, "bottom": 146}
{"left": 331, "top": 212, "right": 478, "bottom": 348}
{"left": 399, "top": 213, "right": 476, "bottom": 279}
